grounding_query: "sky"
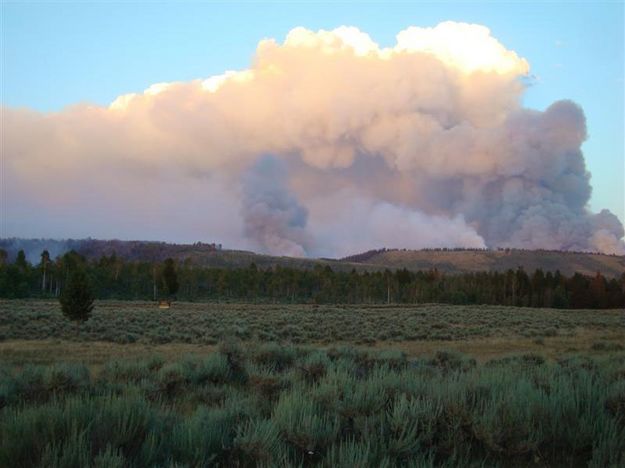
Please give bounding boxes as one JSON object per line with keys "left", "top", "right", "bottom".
{"left": 1, "top": 1, "right": 624, "bottom": 255}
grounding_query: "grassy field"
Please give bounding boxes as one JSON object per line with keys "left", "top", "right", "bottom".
{"left": 0, "top": 300, "right": 623, "bottom": 365}
{"left": 1, "top": 300, "right": 624, "bottom": 466}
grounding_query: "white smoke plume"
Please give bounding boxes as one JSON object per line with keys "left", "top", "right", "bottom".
{"left": 3, "top": 22, "right": 624, "bottom": 256}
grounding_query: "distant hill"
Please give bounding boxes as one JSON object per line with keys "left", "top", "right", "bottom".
{"left": 0, "top": 238, "right": 359, "bottom": 271}
{"left": 1, "top": 239, "right": 623, "bottom": 277}
{"left": 342, "top": 248, "right": 625, "bottom": 278}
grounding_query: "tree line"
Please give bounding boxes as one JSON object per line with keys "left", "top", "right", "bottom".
{"left": 0, "top": 248, "right": 623, "bottom": 309}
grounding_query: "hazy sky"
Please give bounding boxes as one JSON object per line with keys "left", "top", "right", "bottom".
{"left": 1, "top": 2, "right": 623, "bottom": 255}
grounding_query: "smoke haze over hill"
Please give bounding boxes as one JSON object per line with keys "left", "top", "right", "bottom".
{"left": 4, "top": 22, "right": 624, "bottom": 256}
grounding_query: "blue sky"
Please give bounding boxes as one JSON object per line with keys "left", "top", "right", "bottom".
{"left": 2, "top": 1, "right": 624, "bottom": 223}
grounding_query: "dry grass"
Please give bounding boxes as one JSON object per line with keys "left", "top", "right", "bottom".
{"left": 379, "top": 327, "right": 625, "bottom": 361}
{"left": 0, "top": 340, "right": 217, "bottom": 367}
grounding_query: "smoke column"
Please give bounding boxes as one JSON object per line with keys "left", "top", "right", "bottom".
{"left": 4, "top": 22, "right": 624, "bottom": 256}
{"left": 241, "top": 156, "right": 311, "bottom": 257}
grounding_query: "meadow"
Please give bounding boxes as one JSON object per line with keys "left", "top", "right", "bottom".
{"left": 1, "top": 300, "right": 624, "bottom": 466}
{"left": 1, "top": 300, "right": 624, "bottom": 350}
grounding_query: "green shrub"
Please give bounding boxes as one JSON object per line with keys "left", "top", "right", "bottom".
{"left": 14, "top": 365, "right": 46, "bottom": 403}
{"left": 0, "top": 396, "right": 156, "bottom": 466}
{"left": 1, "top": 342, "right": 624, "bottom": 466}
{"left": 383, "top": 394, "right": 441, "bottom": 460}
{"left": 219, "top": 339, "right": 248, "bottom": 383}
{"left": 273, "top": 392, "right": 338, "bottom": 455}
{"left": 299, "top": 351, "right": 330, "bottom": 384}
{"left": 170, "top": 406, "right": 238, "bottom": 466}
{"left": 99, "top": 356, "right": 164, "bottom": 386}
{"left": 44, "top": 363, "right": 90, "bottom": 395}
{"left": 429, "top": 350, "right": 476, "bottom": 372}
{"left": 234, "top": 419, "right": 282, "bottom": 463}
{"left": 38, "top": 426, "right": 91, "bottom": 468}
{"left": 93, "top": 446, "right": 126, "bottom": 468}
{"left": 195, "top": 353, "right": 231, "bottom": 384}
{"left": 334, "top": 377, "right": 388, "bottom": 418}
{"left": 158, "top": 363, "right": 188, "bottom": 397}
{"left": 322, "top": 440, "right": 378, "bottom": 467}
{"left": 592, "top": 341, "right": 624, "bottom": 352}
{"left": 254, "top": 343, "right": 297, "bottom": 372}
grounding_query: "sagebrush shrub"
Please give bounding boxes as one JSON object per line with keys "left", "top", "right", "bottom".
{"left": 1, "top": 342, "right": 624, "bottom": 466}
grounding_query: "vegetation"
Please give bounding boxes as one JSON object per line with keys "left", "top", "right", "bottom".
{"left": 59, "top": 270, "right": 95, "bottom": 333}
{"left": 161, "top": 258, "right": 179, "bottom": 300}
{"left": 2, "top": 238, "right": 624, "bottom": 277}
{"left": 0, "top": 242, "right": 621, "bottom": 465}
{"left": 0, "top": 249, "right": 623, "bottom": 308}
{"left": 1, "top": 343, "right": 624, "bottom": 467}
{"left": 0, "top": 300, "right": 623, "bottom": 348}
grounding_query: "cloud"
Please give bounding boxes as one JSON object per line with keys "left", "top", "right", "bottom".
{"left": 3, "top": 22, "right": 623, "bottom": 256}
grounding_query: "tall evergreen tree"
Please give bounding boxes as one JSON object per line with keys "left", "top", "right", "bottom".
{"left": 15, "top": 250, "right": 28, "bottom": 270}
{"left": 589, "top": 272, "right": 607, "bottom": 308}
{"left": 162, "top": 258, "right": 179, "bottom": 299}
{"left": 569, "top": 273, "right": 590, "bottom": 309}
{"left": 59, "top": 269, "right": 95, "bottom": 334}
{"left": 40, "top": 250, "right": 50, "bottom": 293}
{"left": 531, "top": 269, "right": 546, "bottom": 307}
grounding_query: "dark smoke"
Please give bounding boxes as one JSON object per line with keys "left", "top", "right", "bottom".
{"left": 241, "top": 157, "right": 311, "bottom": 257}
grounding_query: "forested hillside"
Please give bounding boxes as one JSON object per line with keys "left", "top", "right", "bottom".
{"left": 0, "top": 238, "right": 354, "bottom": 271}
{"left": 1, "top": 238, "right": 624, "bottom": 277}
{"left": 1, "top": 248, "right": 623, "bottom": 308}
{"left": 342, "top": 248, "right": 625, "bottom": 277}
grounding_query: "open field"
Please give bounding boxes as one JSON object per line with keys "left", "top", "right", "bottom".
{"left": 1, "top": 300, "right": 624, "bottom": 466}
{"left": 0, "top": 300, "right": 623, "bottom": 364}
{"left": 2, "top": 329, "right": 624, "bottom": 368}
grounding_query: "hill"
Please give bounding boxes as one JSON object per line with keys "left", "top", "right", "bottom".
{"left": 1, "top": 239, "right": 623, "bottom": 277}
{"left": 342, "top": 248, "right": 625, "bottom": 278}
{"left": 0, "top": 238, "right": 359, "bottom": 271}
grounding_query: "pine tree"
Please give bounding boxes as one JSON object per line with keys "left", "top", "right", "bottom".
{"left": 162, "top": 258, "right": 179, "bottom": 299}
{"left": 589, "top": 272, "right": 607, "bottom": 308}
{"left": 59, "top": 269, "right": 94, "bottom": 334}
{"left": 15, "top": 250, "right": 28, "bottom": 270}
{"left": 40, "top": 250, "right": 50, "bottom": 293}
{"left": 531, "top": 268, "right": 546, "bottom": 307}
{"left": 568, "top": 273, "right": 589, "bottom": 309}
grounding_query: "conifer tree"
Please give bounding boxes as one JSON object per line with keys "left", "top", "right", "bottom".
{"left": 15, "top": 250, "right": 28, "bottom": 270}
{"left": 59, "top": 269, "right": 94, "bottom": 334}
{"left": 162, "top": 258, "right": 179, "bottom": 299}
{"left": 40, "top": 250, "right": 50, "bottom": 293}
